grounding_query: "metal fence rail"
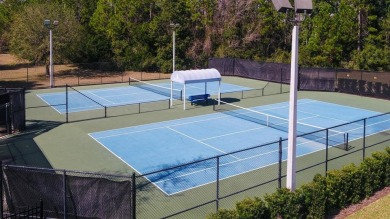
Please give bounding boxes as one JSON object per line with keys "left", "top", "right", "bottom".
{"left": 208, "top": 58, "right": 390, "bottom": 100}
{"left": 0, "top": 62, "right": 171, "bottom": 89}
{"left": 3, "top": 199, "right": 43, "bottom": 219}
{"left": 0, "top": 165, "right": 134, "bottom": 219}
{"left": 1, "top": 112, "right": 389, "bottom": 218}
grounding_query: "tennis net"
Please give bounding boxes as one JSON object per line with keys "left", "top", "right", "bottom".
{"left": 213, "top": 100, "right": 349, "bottom": 150}
{"left": 129, "top": 77, "right": 183, "bottom": 100}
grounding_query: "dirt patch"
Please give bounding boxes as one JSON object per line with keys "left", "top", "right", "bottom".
{"left": 0, "top": 53, "right": 170, "bottom": 89}
{"left": 0, "top": 53, "right": 28, "bottom": 66}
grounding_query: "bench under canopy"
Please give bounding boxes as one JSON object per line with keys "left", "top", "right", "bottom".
{"left": 170, "top": 68, "right": 221, "bottom": 110}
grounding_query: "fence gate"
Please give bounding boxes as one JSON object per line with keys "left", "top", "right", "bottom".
{"left": 0, "top": 89, "right": 25, "bottom": 137}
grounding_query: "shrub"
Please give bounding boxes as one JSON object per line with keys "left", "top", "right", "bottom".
{"left": 205, "top": 148, "right": 390, "bottom": 219}
{"left": 325, "top": 163, "right": 363, "bottom": 212}
{"left": 235, "top": 197, "right": 270, "bottom": 219}
{"left": 297, "top": 174, "right": 327, "bottom": 218}
{"left": 360, "top": 151, "right": 388, "bottom": 197}
{"left": 206, "top": 209, "right": 238, "bottom": 219}
{"left": 264, "top": 188, "right": 303, "bottom": 219}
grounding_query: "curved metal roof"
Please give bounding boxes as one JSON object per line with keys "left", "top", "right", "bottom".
{"left": 171, "top": 68, "right": 221, "bottom": 84}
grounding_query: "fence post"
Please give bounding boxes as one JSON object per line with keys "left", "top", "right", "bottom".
{"left": 26, "top": 63, "right": 29, "bottom": 84}
{"left": 325, "top": 129, "right": 329, "bottom": 176}
{"left": 232, "top": 58, "right": 236, "bottom": 76}
{"left": 5, "top": 103, "right": 11, "bottom": 134}
{"left": 40, "top": 199, "right": 43, "bottom": 219}
{"left": 335, "top": 68, "right": 338, "bottom": 91}
{"left": 280, "top": 68, "right": 283, "bottom": 94}
{"left": 66, "top": 85, "right": 68, "bottom": 123}
{"left": 131, "top": 173, "right": 136, "bottom": 219}
{"left": 1, "top": 160, "right": 3, "bottom": 217}
{"left": 63, "top": 170, "right": 67, "bottom": 219}
{"left": 363, "top": 119, "right": 366, "bottom": 159}
{"left": 278, "top": 138, "right": 282, "bottom": 188}
{"left": 216, "top": 156, "right": 220, "bottom": 212}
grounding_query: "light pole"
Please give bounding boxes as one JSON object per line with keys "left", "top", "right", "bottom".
{"left": 44, "top": 19, "right": 59, "bottom": 88}
{"left": 271, "top": 0, "right": 313, "bottom": 191}
{"left": 170, "top": 23, "right": 180, "bottom": 72}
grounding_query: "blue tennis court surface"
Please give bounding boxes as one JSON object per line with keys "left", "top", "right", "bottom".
{"left": 89, "top": 99, "right": 390, "bottom": 195}
{"left": 37, "top": 81, "right": 251, "bottom": 113}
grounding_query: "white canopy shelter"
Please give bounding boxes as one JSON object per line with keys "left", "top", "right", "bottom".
{"left": 170, "top": 68, "right": 222, "bottom": 110}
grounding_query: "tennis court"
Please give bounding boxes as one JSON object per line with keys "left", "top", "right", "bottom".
{"left": 89, "top": 99, "right": 390, "bottom": 195}
{"left": 37, "top": 79, "right": 251, "bottom": 113}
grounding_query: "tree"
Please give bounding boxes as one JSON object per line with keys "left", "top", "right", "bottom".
{"left": 7, "top": 2, "right": 84, "bottom": 67}
{"left": 299, "top": 0, "right": 358, "bottom": 68}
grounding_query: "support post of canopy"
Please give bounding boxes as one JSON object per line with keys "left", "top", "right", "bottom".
{"left": 218, "top": 80, "right": 221, "bottom": 105}
{"left": 170, "top": 81, "right": 173, "bottom": 107}
{"left": 183, "top": 83, "right": 186, "bottom": 110}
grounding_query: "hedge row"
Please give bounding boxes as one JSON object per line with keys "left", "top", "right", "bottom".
{"left": 207, "top": 147, "right": 390, "bottom": 219}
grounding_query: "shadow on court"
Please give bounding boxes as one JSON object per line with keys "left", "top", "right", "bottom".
{"left": 185, "top": 97, "right": 241, "bottom": 110}
{"left": 0, "top": 120, "right": 62, "bottom": 168}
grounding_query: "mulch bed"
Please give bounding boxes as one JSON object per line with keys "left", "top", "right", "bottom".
{"left": 328, "top": 187, "right": 390, "bottom": 218}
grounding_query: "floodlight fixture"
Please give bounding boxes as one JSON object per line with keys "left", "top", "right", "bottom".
{"left": 295, "top": 0, "right": 313, "bottom": 14}
{"left": 44, "top": 20, "right": 50, "bottom": 27}
{"left": 271, "top": 0, "right": 293, "bottom": 13}
{"left": 170, "top": 23, "right": 180, "bottom": 29}
{"left": 53, "top": 20, "right": 59, "bottom": 26}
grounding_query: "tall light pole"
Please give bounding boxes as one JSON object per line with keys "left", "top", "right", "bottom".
{"left": 170, "top": 23, "right": 180, "bottom": 72}
{"left": 271, "top": 0, "right": 313, "bottom": 191}
{"left": 44, "top": 19, "right": 59, "bottom": 88}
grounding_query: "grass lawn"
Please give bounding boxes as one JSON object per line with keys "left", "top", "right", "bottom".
{"left": 346, "top": 193, "right": 390, "bottom": 219}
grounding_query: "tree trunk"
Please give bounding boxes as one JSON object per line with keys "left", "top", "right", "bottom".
{"left": 45, "top": 64, "right": 49, "bottom": 76}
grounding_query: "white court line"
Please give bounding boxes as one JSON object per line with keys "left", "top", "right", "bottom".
{"left": 155, "top": 145, "right": 282, "bottom": 185}
{"left": 151, "top": 116, "right": 390, "bottom": 195}
{"left": 153, "top": 136, "right": 324, "bottom": 195}
{"left": 90, "top": 100, "right": 330, "bottom": 142}
{"left": 87, "top": 133, "right": 170, "bottom": 195}
{"left": 36, "top": 94, "right": 63, "bottom": 114}
{"left": 89, "top": 99, "right": 390, "bottom": 195}
{"left": 166, "top": 127, "right": 240, "bottom": 160}
{"left": 84, "top": 91, "right": 115, "bottom": 104}
{"left": 95, "top": 90, "right": 166, "bottom": 99}
{"left": 260, "top": 99, "right": 351, "bottom": 124}
{"left": 92, "top": 113, "right": 231, "bottom": 139}
{"left": 154, "top": 117, "right": 390, "bottom": 195}
{"left": 200, "top": 126, "right": 268, "bottom": 141}
{"left": 92, "top": 109, "right": 279, "bottom": 141}
{"left": 93, "top": 126, "right": 167, "bottom": 139}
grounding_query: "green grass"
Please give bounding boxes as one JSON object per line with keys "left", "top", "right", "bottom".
{"left": 346, "top": 193, "right": 390, "bottom": 219}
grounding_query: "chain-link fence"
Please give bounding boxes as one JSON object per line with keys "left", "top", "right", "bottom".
{"left": 1, "top": 166, "right": 134, "bottom": 219}
{"left": 1, "top": 112, "right": 389, "bottom": 218}
{"left": 0, "top": 62, "right": 171, "bottom": 89}
{"left": 208, "top": 58, "right": 390, "bottom": 99}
